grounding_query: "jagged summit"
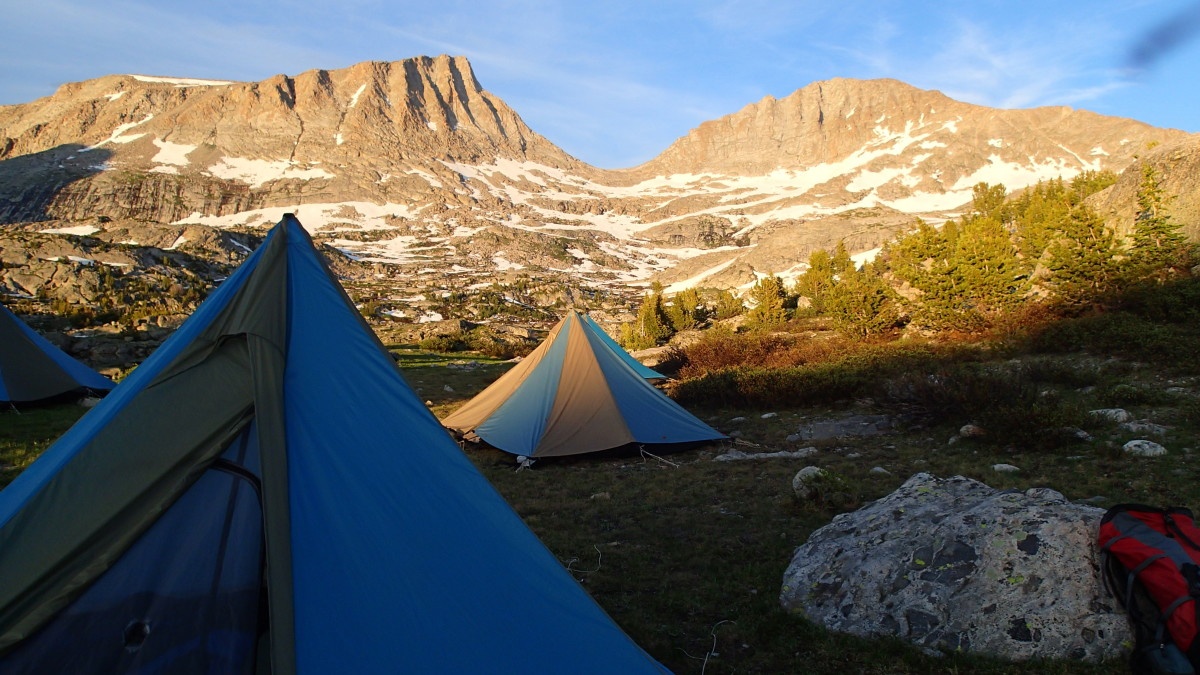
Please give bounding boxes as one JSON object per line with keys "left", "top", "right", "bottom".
{"left": 636, "top": 77, "right": 1172, "bottom": 178}
{"left": 0, "top": 58, "right": 1193, "bottom": 302}
{"left": 0, "top": 55, "right": 579, "bottom": 168}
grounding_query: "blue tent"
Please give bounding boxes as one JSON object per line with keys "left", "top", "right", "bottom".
{"left": 0, "top": 215, "right": 669, "bottom": 674}
{"left": 0, "top": 303, "right": 114, "bottom": 405}
{"left": 442, "top": 310, "right": 725, "bottom": 458}
{"left": 578, "top": 312, "right": 666, "bottom": 380}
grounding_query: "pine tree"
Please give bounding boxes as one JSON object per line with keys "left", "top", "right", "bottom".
{"left": 951, "top": 215, "right": 1027, "bottom": 321}
{"left": 666, "top": 287, "right": 706, "bottom": 331}
{"left": 745, "top": 275, "right": 789, "bottom": 330}
{"left": 971, "top": 182, "right": 1009, "bottom": 221}
{"left": 824, "top": 265, "right": 900, "bottom": 338}
{"left": 620, "top": 290, "right": 673, "bottom": 350}
{"left": 712, "top": 289, "right": 744, "bottom": 320}
{"left": 1128, "top": 164, "right": 1189, "bottom": 278}
{"left": 793, "top": 249, "right": 836, "bottom": 312}
{"left": 1044, "top": 206, "right": 1121, "bottom": 308}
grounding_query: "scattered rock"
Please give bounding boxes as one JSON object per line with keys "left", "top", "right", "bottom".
{"left": 1089, "top": 408, "right": 1132, "bottom": 423}
{"left": 729, "top": 417, "right": 747, "bottom": 424}
{"left": 869, "top": 466, "right": 891, "bottom": 476}
{"left": 794, "top": 414, "right": 893, "bottom": 441}
{"left": 1123, "top": 440, "right": 1167, "bottom": 457}
{"left": 780, "top": 473, "right": 1128, "bottom": 662}
{"left": 992, "top": 463, "right": 1020, "bottom": 473}
{"left": 791, "top": 466, "right": 828, "bottom": 500}
{"left": 728, "top": 430, "right": 744, "bottom": 439}
{"left": 590, "top": 492, "right": 611, "bottom": 501}
{"left": 717, "top": 447, "right": 817, "bottom": 462}
{"left": 959, "top": 424, "right": 986, "bottom": 438}
{"left": 1120, "top": 420, "right": 1168, "bottom": 436}
{"left": 761, "top": 412, "right": 778, "bottom": 419}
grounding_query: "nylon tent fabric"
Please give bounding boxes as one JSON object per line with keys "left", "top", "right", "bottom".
{"left": 441, "top": 310, "right": 725, "bottom": 457}
{"left": 578, "top": 312, "right": 666, "bottom": 380}
{"left": 0, "top": 304, "right": 114, "bottom": 405}
{"left": 0, "top": 215, "right": 670, "bottom": 675}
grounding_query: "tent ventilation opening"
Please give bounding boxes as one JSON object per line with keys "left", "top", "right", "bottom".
{"left": 122, "top": 619, "right": 151, "bottom": 653}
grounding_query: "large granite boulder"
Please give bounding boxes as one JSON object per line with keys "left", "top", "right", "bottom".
{"left": 780, "top": 473, "right": 1129, "bottom": 662}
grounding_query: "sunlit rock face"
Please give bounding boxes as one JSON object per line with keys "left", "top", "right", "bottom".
{"left": 0, "top": 58, "right": 1189, "bottom": 296}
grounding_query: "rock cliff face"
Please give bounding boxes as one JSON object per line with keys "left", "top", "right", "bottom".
{"left": 0, "top": 57, "right": 1194, "bottom": 302}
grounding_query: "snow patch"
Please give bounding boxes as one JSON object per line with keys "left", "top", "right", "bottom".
{"left": 104, "top": 91, "right": 126, "bottom": 102}
{"left": 348, "top": 84, "right": 367, "bottom": 108}
{"left": 83, "top": 114, "right": 154, "bottom": 151}
{"left": 427, "top": 121, "right": 437, "bottom": 131}
{"left": 174, "top": 201, "right": 416, "bottom": 233}
{"left": 987, "top": 139, "right": 1004, "bottom": 148}
{"left": 335, "top": 133, "right": 344, "bottom": 146}
{"left": 1090, "top": 146, "right": 1109, "bottom": 156}
{"left": 851, "top": 247, "right": 881, "bottom": 269}
{"left": 206, "top": 157, "right": 335, "bottom": 187}
{"left": 39, "top": 225, "right": 99, "bottom": 236}
{"left": 152, "top": 138, "right": 196, "bottom": 166}
{"left": 131, "top": 75, "right": 233, "bottom": 87}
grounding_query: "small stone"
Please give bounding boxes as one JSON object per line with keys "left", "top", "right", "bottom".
{"left": 1120, "top": 420, "right": 1168, "bottom": 436}
{"left": 590, "top": 492, "right": 611, "bottom": 500}
{"left": 1123, "top": 440, "right": 1167, "bottom": 457}
{"left": 785, "top": 433, "right": 802, "bottom": 443}
{"left": 728, "top": 430, "right": 744, "bottom": 438}
{"left": 729, "top": 416, "right": 746, "bottom": 424}
{"left": 992, "top": 463, "right": 1020, "bottom": 473}
{"left": 870, "top": 466, "right": 891, "bottom": 476}
{"left": 959, "top": 424, "right": 986, "bottom": 438}
{"left": 761, "top": 412, "right": 778, "bottom": 419}
{"left": 1089, "top": 408, "right": 1132, "bottom": 423}
{"left": 791, "top": 466, "right": 827, "bottom": 500}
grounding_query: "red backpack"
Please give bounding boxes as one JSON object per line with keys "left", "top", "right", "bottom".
{"left": 1099, "top": 504, "right": 1200, "bottom": 674}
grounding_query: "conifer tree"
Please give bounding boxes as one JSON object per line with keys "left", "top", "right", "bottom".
{"left": 971, "top": 182, "right": 1009, "bottom": 221}
{"left": 831, "top": 241, "right": 855, "bottom": 276}
{"left": 824, "top": 265, "right": 900, "bottom": 338}
{"left": 1128, "top": 164, "right": 1189, "bottom": 277}
{"left": 793, "top": 249, "right": 836, "bottom": 313}
{"left": 712, "top": 289, "right": 744, "bottom": 320}
{"left": 745, "top": 274, "right": 789, "bottom": 330}
{"left": 620, "top": 289, "right": 673, "bottom": 350}
{"left": 666, "top": 287, "right": 706, "bottom": 331}
{"left": 1044, "top": 206, "right": 1121, "bottom": 308}
{"left": 951, "top": 215, "right": 1027, "bottom": 321}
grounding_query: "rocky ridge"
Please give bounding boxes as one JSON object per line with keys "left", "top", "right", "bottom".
{"left": 1, "top": 56, "right": 1195, "bottom": 315}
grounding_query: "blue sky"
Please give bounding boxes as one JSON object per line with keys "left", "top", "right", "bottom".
{"left": 2, "top": 0, "right": 1198, "bottom": 168}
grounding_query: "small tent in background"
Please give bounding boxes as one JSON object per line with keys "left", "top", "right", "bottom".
{"left": 442, "top": 309, "right": 726, "bottom": 458}
{"left": 578, "top": 312, "right": 667, "bottom": 381}
{"left": 0, "top": 303, "right": 114, "bottom": 406}
{"left": 0, "top": 215, "right": 669, "bottom": 674}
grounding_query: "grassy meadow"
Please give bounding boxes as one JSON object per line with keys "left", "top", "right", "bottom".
{"left": 6, "top": 299, "right": 1200, "bottom": 673}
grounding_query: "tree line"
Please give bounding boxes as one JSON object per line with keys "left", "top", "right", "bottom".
{"left": 620, "top": 166, "right": 1194, "bottom": 348}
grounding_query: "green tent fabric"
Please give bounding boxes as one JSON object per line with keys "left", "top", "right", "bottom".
{"left": 0, "top": 215, "right": 670, "bottom": 674}
{"left": 442, "top": 310, "right": 725, "bottom": 458}
{"left": 0, "top": 304, "right": 114, "bottom": 405}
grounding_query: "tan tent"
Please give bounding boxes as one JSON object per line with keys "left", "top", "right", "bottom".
{"left": 442, "top": 310, "right": 724, "bottom": 458}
